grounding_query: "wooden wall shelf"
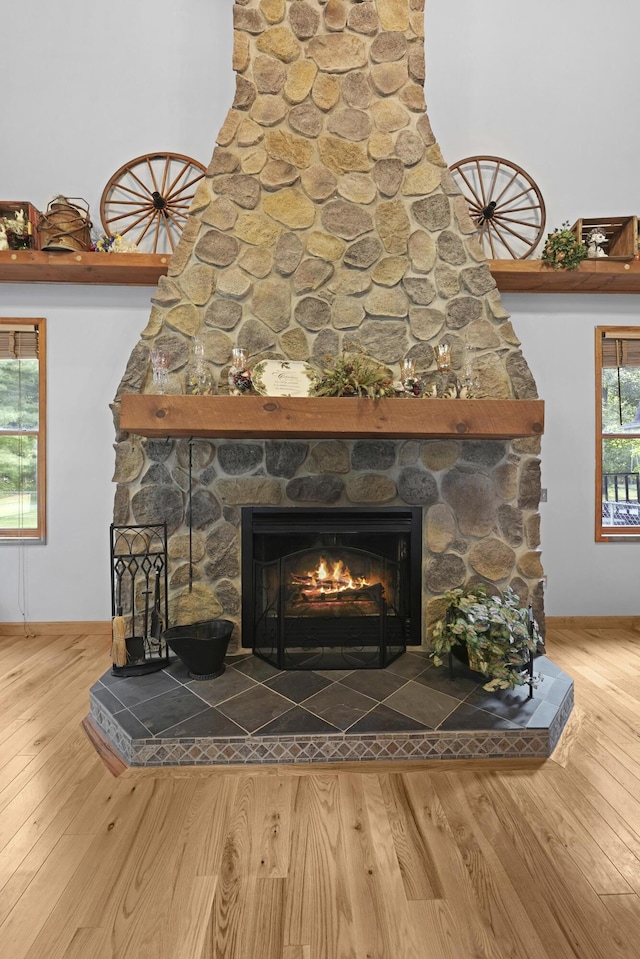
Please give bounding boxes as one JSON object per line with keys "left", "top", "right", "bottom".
{"left": 120, "top": 394, "right": 544, "bottom": 440}
{"left": 488, "top": 258, "right": 640, "bottom": 294}
{"left": 0, "top": 250, "right": 170, "bottom": 286}
{"left": 2, "top": 251, "right": 639, "bottom": 294}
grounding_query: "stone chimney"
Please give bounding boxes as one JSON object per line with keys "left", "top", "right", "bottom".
{"left": 113, "top": 0, "right": 544, "bottom": 641}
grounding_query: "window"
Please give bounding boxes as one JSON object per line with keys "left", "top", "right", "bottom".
{"left": 596, "top": 326, "right": 640, "bottom": 540}
{"left": 0, "top": 318, "right": 46, "bottom": 541}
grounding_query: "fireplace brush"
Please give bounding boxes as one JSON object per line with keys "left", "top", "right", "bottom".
{"left": 111, "top": 565, "right": 127, "bottom": 667}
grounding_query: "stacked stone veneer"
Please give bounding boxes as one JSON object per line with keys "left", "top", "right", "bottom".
{"left": 113, "top": 0, "right": 545, "bottom": 644}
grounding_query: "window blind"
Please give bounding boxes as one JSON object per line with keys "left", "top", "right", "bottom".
{"left": 601, "top": 332, "right": 640, "bottom": 368}
{"left": 0, "top": 324, "right": 39, "bottom": 360}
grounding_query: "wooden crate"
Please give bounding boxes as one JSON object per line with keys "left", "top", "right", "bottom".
{"left": 0, "top": 201, "right": 42, "bottom": 250}
{"left": 571, "top": 216, "right": 638, "bottom": 261}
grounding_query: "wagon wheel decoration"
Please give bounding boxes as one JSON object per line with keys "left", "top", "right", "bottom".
{"left": 100, "top": 152, "right": 207, "bottom": 254}
{"left": 449, "top": 156, "right": 546, "bottom": 260}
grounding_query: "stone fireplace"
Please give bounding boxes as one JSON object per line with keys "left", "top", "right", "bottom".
{"left": 112, "top": 0, "right": 545, "bottom": 655}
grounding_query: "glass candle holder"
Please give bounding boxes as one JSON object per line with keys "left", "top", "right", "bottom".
{"left": 228, "top": 347, "right": 252, "bottom": 395}
{"left": 400, "top": 357, "right": 417, "bottom": 396}
{"left": 149, "top": 348, "right": 171, "bottom": 394}
{"left": 435, "top": 343, "right": 452, "bottom": 372}
{"left": 186, "top": 336, "right": 215, "bottom": 395}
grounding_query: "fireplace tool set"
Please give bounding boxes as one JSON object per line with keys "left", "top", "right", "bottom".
{"left": 110, "top": 523, "right": 171, "bottom": 676}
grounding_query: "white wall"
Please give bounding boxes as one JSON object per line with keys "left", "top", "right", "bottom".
{"left": 1, "top": 0, "right": 639, "bottom": 621}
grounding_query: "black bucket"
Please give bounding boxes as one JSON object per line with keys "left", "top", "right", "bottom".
{"left": 161, "top": 619, "right": 234, "bottom": 680}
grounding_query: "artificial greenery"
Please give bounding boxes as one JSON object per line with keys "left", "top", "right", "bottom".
{"left": 307, "top": 347, "right": 396, "bottom": 399}
{"left": 429, "top": 583, "right": 541, "bottom": 691}
{"left": 540, "top": 221, "right": 588, "bottom": 271}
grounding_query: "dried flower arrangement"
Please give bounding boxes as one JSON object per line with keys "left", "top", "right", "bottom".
{"left": 307, "top": 347, "right": 395, "bottom": 399}
{"left": 92, "top": 232, "right": 139, "bottom": 254}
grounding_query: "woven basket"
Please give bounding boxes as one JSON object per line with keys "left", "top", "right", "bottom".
{"left": 38, "top": 196, "right": 92, "bottom": 252}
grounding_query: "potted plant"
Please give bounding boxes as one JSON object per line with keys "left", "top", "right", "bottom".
{"left": 429, "top": 583, "right": 541, "bottom": 691}
{"left": 540, "top": 221, "right": 587, "bottom": 270}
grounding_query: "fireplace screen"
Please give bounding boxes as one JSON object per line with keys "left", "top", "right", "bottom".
{"left": 242, "top": 508, "right": 422, "bottom": 669}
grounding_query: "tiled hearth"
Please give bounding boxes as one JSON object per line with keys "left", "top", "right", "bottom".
{"left": 88, "top": 649, "right": 573, "bottom": 767}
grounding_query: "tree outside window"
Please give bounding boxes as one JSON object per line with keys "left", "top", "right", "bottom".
{"left": 0, "top": 319, "right": 46, "bottom": 541}
{"left": 596, "top": 327, "right": 640, "bottom": 539}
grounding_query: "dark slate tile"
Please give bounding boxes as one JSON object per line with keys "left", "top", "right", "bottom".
{"left": 544, "top": 678, "right": 574, "bottom": 707}
{"left": 526, "top": 700, "right": 560, "bottom": 729}
{"left": 162, "top": 657, "right": 192, "bottom": 684}
{"left": 92, "top": 684, "right": 128, "bottom": 713}
{"left": 253, "top": 705, "right": 340, "bottom": 736}
{"left": 100, "top": 668, "right": 182, "bottom": 707}
{"left": 216, "top": 684, "right": 293, "bottom": 733}
{"left": 348, "top": 703, "right": 429, "bottom": 734}
{"left": 384, "top": 681, "right": 460, "bottom": 729}
{"left": 315, "top": 669, "right": 355, "bottom": 681}
{"left": 415, "top": 663, "right": 481, "bottom": 701}
{"left": 130, "top": 686, "right": 210, "bottom": 735}
{"left": 162, "top": 706, "right": 246, "bottom": 738}
{"left": 232, "top": 656, "right": 282, "bottom": 682}
{"left": 466, "top": 684, "right": 541, "bottom": 726}
{"left": 339, "top": 669, "right": 408, "bottom": 703}
{"left": 384, "top": 653, "right": 431, "bottom": 680}
{"left": 188, "top": 666, "right": 258, "bottom": 706}
{"left": 112, "top": 708, "right": 154, "bottom": 739}
{"left": 535, "top": 656, "right": 569, "bottom": 680}
{"left": 264, "top": 670, "right": 333, "bottom": 703}
{"left": 438, "top": 702, "right": 520, "bottom": 732}
{"left": 303, "top": 683, "right": 378, "bottom": 731}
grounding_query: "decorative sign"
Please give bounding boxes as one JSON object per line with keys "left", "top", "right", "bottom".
{"left": 252, "top": 360, "right": 314, "bottom": 397}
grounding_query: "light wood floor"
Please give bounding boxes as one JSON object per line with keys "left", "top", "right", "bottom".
{"left": 1, "top": 626, "right": 640, "bottom": 958}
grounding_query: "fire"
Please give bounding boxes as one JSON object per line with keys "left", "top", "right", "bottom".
{"left": 303, "top": 557, "right": 368, "bottom": 596}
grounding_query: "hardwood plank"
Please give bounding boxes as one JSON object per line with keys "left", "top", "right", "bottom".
{"left": 0, "top": 748, "right": 104, "bottom": 925}
{"left": 486, "top": 772, "right": 637, "bottom": 958}
{"left": 164, "top": 875, "right": 218, "bottom": 959}
{"left": 600, "top": 894, "right": 640, "bottom": 940}
{"left": 61, "top": 928, "right": 110, "bottom": 959}
{"left": 295, "top": 775, "right": 357, "bottom": 958}
{"left": 0, "top": 833, "right": 94, "bottom": 959}
{"left": 402, "top": 773, "right": 499, "bottom": 959}
{"left": 378, "top": 771, "right": 443, "bottom": 900}
{"left": 408, "top": 898, "right": 470, "bottom": 959}
{"left": 254, "top": 776, "right": 292, "bottom": 880}
{"left": 433, "top": 771, "right": 553, "bottom": 959}
{"left": 540, "top": 765, "right": 640, "bottom": 897}
{"left": 359, "top": 773, "right": 424, "bottom": 958}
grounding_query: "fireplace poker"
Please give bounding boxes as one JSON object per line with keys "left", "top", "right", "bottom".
{"left": 111, "top": 563, "right": 127, "bottom": 667}
{"left": 188, "top": 437, "right": 193, "bottom": 593}
{"left": 142, "top": 578, "right": 152, "bottom": 653}
{"left": 150, "top": 562, "right": 165, "bottom": 646}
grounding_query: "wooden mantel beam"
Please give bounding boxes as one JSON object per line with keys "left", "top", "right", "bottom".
{"left": 119, "top": 394, "right": 544, "bottom": 440}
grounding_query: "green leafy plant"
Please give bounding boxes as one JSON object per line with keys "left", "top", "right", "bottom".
{"left": 540, "top": 221, "right": 587, "bottom": 270}
{"left": 307, "top": 347, "right": 395, "bottom": 399}
{"left": 429, "top": 584, "right": 541, "bottom": 691}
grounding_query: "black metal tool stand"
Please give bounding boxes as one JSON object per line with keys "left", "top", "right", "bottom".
{"left": 110, "top": 523, "right": 171, "bottom": 676}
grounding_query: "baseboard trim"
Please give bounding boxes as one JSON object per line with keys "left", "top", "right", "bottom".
{"left": 0, "top": 621, "right": 111, "bottom": 637}
{"left": 546, "top": 615, "right": 640, "bottom": 630}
